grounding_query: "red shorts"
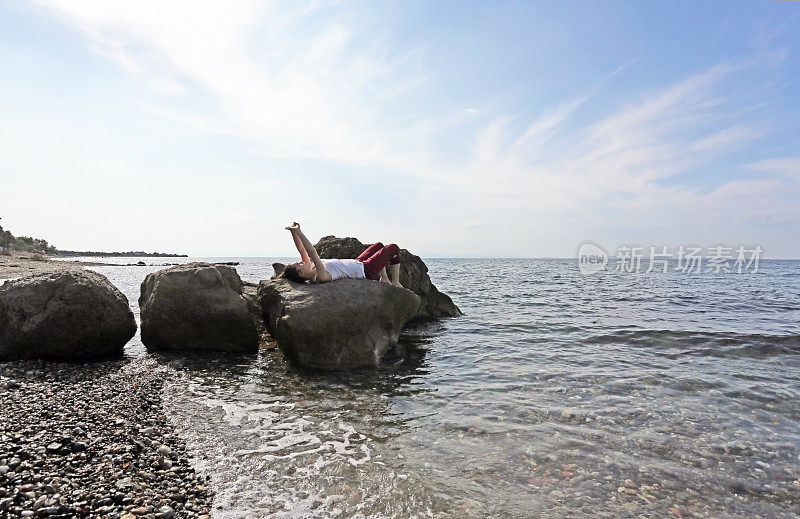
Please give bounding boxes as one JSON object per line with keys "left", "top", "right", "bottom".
{"left": 357, "top": 242, "right": 400, "bottom": 280}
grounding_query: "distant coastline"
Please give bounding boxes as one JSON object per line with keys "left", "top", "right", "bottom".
{"left": 1, "top": 222, "right": 187, "bottom": 258}
{"left": 56, "top": 250, "right": 188, "bottom": 258}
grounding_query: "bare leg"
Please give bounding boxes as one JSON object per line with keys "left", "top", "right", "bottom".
{"left": 388, "top": 263, "right": 402, "bottom": 287}
{"left": 378, "top": 267, "right": 390, "bottom": 284}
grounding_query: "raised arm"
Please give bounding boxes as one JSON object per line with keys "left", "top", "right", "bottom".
{"left": 286, "top": 222, "right": 310, "bottom": 264}
{"left": 286, "top": 223, "right": 331, "bottom": 282}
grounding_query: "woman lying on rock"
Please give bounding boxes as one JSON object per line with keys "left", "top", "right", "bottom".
{"left": 280, "top": 222, "right": 403, "bottom": 287}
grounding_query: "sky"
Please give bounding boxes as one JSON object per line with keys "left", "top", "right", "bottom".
{"left": 1, "top": 0, "right": 799, "bottom": 258}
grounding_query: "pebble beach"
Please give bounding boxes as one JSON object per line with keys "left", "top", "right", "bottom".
{"left": 0, "top": 358, "right": 213, "bottom": 518}
{"left": 0, "top": 252, "right": 110, "bottom": 280}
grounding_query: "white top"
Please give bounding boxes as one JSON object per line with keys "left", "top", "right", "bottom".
{"left": 320, "top": 258, "right": 365, "bottom": 280}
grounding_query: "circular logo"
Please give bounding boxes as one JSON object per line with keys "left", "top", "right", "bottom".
{"left": 577, "top": 242, "right": 608, "bottom": 275}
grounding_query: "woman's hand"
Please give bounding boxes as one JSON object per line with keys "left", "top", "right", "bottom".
{"left": 285, "top": 222, "right": 300, "bottom": 231}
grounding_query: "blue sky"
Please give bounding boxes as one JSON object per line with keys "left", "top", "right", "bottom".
{"left": 1, "top": 1, "right": 799, "bottom": 257}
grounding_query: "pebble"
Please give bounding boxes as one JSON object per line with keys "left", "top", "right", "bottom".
{"left": 0, "top": 359, "right": 213, "bottom": 518}
{"left": 32, "top": 495, "right": 47, "bottom": 510}
{"left": 116, "top": 476, "right": 134, "bottom": 489}
{"left": 561, "top": 409, "right": 580, "bottom": 420}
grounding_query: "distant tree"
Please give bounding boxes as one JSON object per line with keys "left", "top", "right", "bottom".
{"left": 0, "top": 225, "right": 58, "bottom": 253}
{"left": 0, "top": 226, "right": 14, "bottom": 248}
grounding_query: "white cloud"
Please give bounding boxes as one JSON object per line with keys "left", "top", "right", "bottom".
{"left": 31, "top": 0, "right": 434, "bottom": 176}
{"left": 689, "top": 124, "right": 764, "bottom": 152}
{"left": 16, "top": 1, "right": 800, "bottom": 256}
{"left": 457, "top": 60, "right": 789, "bottom": 216}
{"left": 746, "top": 157, "right": 800, "bottom": 180}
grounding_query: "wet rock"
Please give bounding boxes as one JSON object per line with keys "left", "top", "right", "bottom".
{"left": 241, "top": 281, "right": 269, "bottom": 343}
{"left": 0, "top": 271, "right": 136, "bottom": 361}
{"left": 258, "top": 278, "right": 421, "bottom": 369}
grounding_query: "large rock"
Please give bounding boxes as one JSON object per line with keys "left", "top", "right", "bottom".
{"left": 0, "top": 271, "right": 136, "bottom": 361}
{"left": 314, "top": 236, "right": 462, "bottom": 322}
{"left": 139, "top": 262, "right": 259, "bottom": 353}
{"left": 258, "top": 278, "right": 421, "bottom": 370}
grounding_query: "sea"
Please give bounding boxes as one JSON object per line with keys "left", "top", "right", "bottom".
{"left": 52, "top": 257, "right": 800, "bottom": 518}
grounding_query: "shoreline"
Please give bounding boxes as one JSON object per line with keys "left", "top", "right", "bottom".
{"left": 0, "top": 252, "right": 117, "bottom": 280}
{"left": 0, "top": 357, "right": 213, "bottom": 518}
{"left": 1, "top": 258, "right": 215, "bottom": 517}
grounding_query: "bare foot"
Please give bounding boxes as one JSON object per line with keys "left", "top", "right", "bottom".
{"left": 391, "top": 281, "right": 403, "bottom": 288}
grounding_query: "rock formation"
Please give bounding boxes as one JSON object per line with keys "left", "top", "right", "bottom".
{"left": 313, "top": 236, "right": 461, "bottom": 321}
{"left": 0, "top": 271, "right": 136, "bottom": 360}
{"left": 258, "top": 278, "right": 420, "bottom": 369}
{"left": 139, "top": 262, "right": 259, "bottom": 353}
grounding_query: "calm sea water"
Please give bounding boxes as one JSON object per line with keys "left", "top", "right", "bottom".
{"left": 66, "top": 257, "right": 800, "bottom": 518}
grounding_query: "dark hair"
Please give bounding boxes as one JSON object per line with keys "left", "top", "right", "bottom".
{"left": 281, "top": 264, "right": 307, "bottom": 283}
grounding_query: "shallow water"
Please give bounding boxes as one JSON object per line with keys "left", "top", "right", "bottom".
{"left": 82, "top": 257, "right": 800, "bottom": 518}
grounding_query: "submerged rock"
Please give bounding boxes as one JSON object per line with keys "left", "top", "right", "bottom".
{"left": 139, "top": 262, "right": 259, "bottom": 353}
{"left": 258, "top": 278, "right": 421, "bottom": 370}
{"left": 314, "top": 236, "right": 462, "bottom": 322}
{"left": 0, "top": 271, "right": 136, "bottom": 361}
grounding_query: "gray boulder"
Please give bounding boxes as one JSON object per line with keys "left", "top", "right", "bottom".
{"left": 139, "top": 262, "right": 259, "bottom": 353}
{"left": 258, "top": 278, "right": 421, "bottom": 370}
{"left": 0, "top": 271, "right": 136, "bottom": 361}
{"left": 313, "top": 236, "right": 462, "bottom": 322}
